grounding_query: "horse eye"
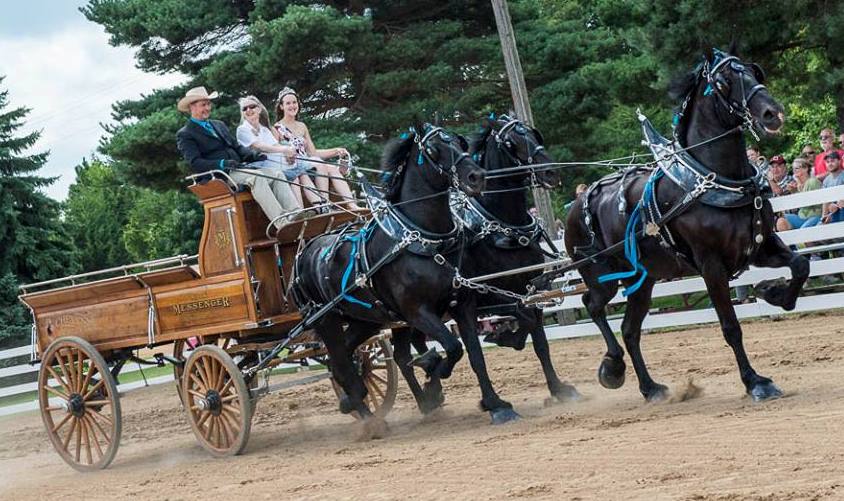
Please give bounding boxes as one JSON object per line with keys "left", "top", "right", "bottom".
{"left": 515, "top": 125, "right": 527, "bottom": 134}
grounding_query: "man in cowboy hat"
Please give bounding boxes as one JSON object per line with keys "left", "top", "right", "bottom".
{"left": 176, "top": 86, "right": 301, "bottom": 229}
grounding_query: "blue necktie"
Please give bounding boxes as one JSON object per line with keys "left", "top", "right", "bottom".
{"left": 191, "top": 118, "right": 218, "bottom": 138}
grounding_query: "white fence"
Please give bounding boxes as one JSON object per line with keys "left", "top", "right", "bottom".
{"left": 2, "top": 184, "right": 843, "bottom": 417}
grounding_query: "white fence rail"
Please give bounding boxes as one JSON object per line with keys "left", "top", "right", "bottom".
{"left": 2, "top": 185, "right": 843, "bottom": 417}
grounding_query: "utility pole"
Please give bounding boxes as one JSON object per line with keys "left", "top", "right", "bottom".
{"left": 491, "top": 0, "right": 557, "bottom": 236}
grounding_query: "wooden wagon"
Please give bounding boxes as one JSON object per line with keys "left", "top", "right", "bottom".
{"left": 19, "top": 172, "right": 398, "bottom": 471}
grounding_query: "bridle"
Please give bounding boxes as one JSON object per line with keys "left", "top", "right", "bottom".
{"left": 702, "top": 52, "right": 768, "bottom": 140}
{"left": 493, "top": 117, "right": 546, "bottom": 166}
{"left": 415, "top": 125, "right": 475, "bottom": 190}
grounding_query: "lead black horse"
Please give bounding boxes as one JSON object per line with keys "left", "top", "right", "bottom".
{"left": 565, "top": 47, "right": 808, "bottom": 402}
{"left": 396, "top": 115, "right": 580, "bottom": 423}
{"left": 292, "top": 124, "right": 485, "bottom": 422}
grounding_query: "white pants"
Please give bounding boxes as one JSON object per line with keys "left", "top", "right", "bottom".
{"left": 229, "top": 167, "right": 301, "bottom": 229}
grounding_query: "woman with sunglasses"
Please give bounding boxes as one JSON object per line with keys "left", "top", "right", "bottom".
{"left": 236, "top": 95, "right": 323, "bottom": 210}
{"left": 274, "top": 87, "right": 360, "bottom": 210}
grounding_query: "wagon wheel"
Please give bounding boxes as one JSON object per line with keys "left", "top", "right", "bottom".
{"left": 331, "top": 336, "right": 398, "bottom": 419}
{"left": 38, "top": 336, "right": 121, "bottom": 471}
{"left": 182, "top": 345, "right": 252, "bottom": 457}
{"left": 173, "top": 337, "right": 233, "bottom": 405}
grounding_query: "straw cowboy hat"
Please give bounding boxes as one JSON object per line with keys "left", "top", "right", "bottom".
{"left": 177, "top": 86, "right": 219, "bottom": 112}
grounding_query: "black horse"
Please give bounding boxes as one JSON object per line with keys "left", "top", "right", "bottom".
{"left": 292, "top": 124, "right": 485, "bottom": 421}
{"left": 396, "top": 115, "right": 580, "bottom": 423}
{"left": 564, "top": 47, "right": 808, "bottom": 402}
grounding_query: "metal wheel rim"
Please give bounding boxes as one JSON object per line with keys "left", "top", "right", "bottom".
{"left": 182, "top": 345, "right": 252, "bottom": 457}
{"left": 38, "top": 336, "right": 121, "bottom": 471}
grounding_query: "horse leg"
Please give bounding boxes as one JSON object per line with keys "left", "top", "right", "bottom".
{"left": 618, "top": 278, "right": 668, "bottom": 402}
{"left": 581, "top": 269, "right": 626, "bottom": 389}
{"left": 523, "top": 307, "right": 580, "bottom": 402}
{"left": 392, "top": 327, "right": 443, "bottom": 414}
{"left": 450, "top": 295, "right": 519, "bottom": 424}
{"left": 701, "top": 260, "right": 783, "bottom": 401}
{"left": 405, "top": 307, "right": 464, "bottom": 382}
{"left": 753, "top": 235, "right": 810, "bottom": 311}
{"left": 316, "top": 315, "right": 373, "bottom": 417}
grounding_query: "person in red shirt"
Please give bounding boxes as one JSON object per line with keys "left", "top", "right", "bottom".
{"left": 813, "top": 128, "right": 844, "bottom": 181}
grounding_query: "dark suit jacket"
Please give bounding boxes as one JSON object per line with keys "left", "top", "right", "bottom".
{"left": 176, "top": 119, "right": 263, "bottom": 173}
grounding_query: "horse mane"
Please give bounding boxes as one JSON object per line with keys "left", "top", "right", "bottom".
{"left": 380, "top": 132, "right": 416, "bottom": 202}
{"left": 668, "top": 63, "right": 704, "bottom": 144}
{"left": 468, "top": 122, "right": 494, "bottom": 158}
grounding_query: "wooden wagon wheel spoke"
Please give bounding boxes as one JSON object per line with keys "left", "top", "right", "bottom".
{"left": 61, "top": 417, "right": 77, "bottom": 455}
{"left": 86, "top": 405, "right": 114, "bottom": 428}
{"left": 365, "top": 377, "right": 386, "bottom": 399}
{"left": 187, "top": 388, "right": 206, "bottom": 400}
{"left": 182, "top": 345, "right": 252, "bottom": 457}
{"left": 82, "top": 379, "right": 105, "bottom": 401}
{"left": 86, "top": 412, "right": 110, "bottom": 445}
{"left": 84, "top": 399, "right": 111, "bottom": 407}
{"left": 218, "top": 378, "right": 233, "bottom": 398}
{"left": 79, "top": 362, "right": 98, "bottom": 396}
{"left": 368, "top": 371, "right": 389, "bottom": 386}
{"left": 195, "top": 409, "right": 212, "bottom": 429}
{"left": 75, "top": 350, "right": 86, "bottom": 394}
{"left": 56, "top": 349, "right": 74, "bottom": 394}
{"left": 80, "top": 418, "right": 93, "bottom": 465}
{"left": 83, "top": 416, "right": 104, "bottom": 460}
{"left": 44, "top": 384, "right": 69, "bottom": 400}
{"left": 45, "top": 364, "right": 72, "bottom": 396}
{"left": 51, "top": 412, "right": 73, "bottom": 433}
{"left": 189, "top": 373, "right": 207, "bottom": 393}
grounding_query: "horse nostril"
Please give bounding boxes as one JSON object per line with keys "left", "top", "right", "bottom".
{"left": 468, "top": 171, "right": 484, "bottom": 185}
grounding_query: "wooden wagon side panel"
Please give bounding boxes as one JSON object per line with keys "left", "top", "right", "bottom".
{"left": 153, "top": 276, "right": 253, "bottom": 342}
{"left": 32, "top": 293, "right": 150, "bottom": 354}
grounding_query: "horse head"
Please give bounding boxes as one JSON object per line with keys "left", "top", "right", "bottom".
{"left": 679, "top": 48, "right": 784, "bottom": 138}
{"left": 472, "top": 114, "right": 558, "bottom": 189}
{"left": 381, "top": 123, "right": 485, "bottom": 201}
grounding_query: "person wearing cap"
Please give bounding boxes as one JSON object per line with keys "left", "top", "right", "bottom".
{"left": 813, "top": 128, "right": 844, "bottom": 181}
{"left": 821, "top": 150, "right": 844, "bottom": 224}
{"left": 176, "top": 86, "right": 301, "bottom": 230}
{"left": 274, "top": 87, "right": 360, "bottom": 210}
{"left": 766, "top": 154, "right": 796, "bottom": 196}
{"left": 776, "top": 157, "right": 822, "bottom": 231}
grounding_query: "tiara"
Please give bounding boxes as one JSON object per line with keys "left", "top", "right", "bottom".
{"left": 277, "top": 87, "right": 298, "bottom": 101}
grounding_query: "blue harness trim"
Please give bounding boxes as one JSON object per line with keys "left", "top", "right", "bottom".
{"left": 336, "top": 226, "right": 375, "bottom": 308}
{"left": 597, "top": 169, "right": 664, "bottom": 296}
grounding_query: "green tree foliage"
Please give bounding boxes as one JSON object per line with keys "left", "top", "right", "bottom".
{"left": 0, "top": 77, "right": 78, "bottom": 346}
{"left": 64, "top": 159, "right": 139, "bottom": 272}
{"left": 122, "top": 189, "right": 203, "bottom": 262}
{"left": 83, "top": 0, "right": 844, "bottom": 213}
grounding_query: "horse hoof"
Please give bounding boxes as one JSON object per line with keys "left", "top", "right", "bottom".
{"left": 644, "top": 384, "right": 670, "bottom": 403}
{"left": 483, "top": 331, "right": 527, "bottom": 351}
{"left": 410, "top": 348, "right": 443, "bottom": 377}
{"left": 338, "top": 396, "right": 355, "bottom": 414}
{"left": 490, "top": 408, "right": 521, "bottom": 425}
{"left": 598, "top": 357, "right": 626, "bottom": 389}
{"left": 552, "top": 383, "right": 582, "bottom": 402}
{"left": 750, "top": 381, "right": 783, "bottom": 402}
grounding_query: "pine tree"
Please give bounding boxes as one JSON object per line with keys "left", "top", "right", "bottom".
{"left": 0, "top": 76, "right": 78, "bottom": 346}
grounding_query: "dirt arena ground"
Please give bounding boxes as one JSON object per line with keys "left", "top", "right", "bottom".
{"left": 2, "top": 311, "right": 844, "bottom": 500}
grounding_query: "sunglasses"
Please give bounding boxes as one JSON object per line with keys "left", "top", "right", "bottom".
{"left": 241, "top": 104, "right": 258, "bottom": 112}
{"left": 820, "top": 135, "right": 833, "bottom": 140}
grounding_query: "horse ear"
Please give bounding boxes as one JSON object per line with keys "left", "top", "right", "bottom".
{"left": 457, "top": 134, "right": 469, "bottom": 151}
{"left": 412, "top": 118, "right": 426, "bottom": 137}
{"left": 704, "top": 47, "right": 715, "bottom": 63}
{"left": 749, "top": 63, "right": 766, "bottom": 84}
{"left": 728, "top": 38, "right": 739, "bottom": 57}
{"left": 531, "top": 126, "right": 545, "bottom": 146}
